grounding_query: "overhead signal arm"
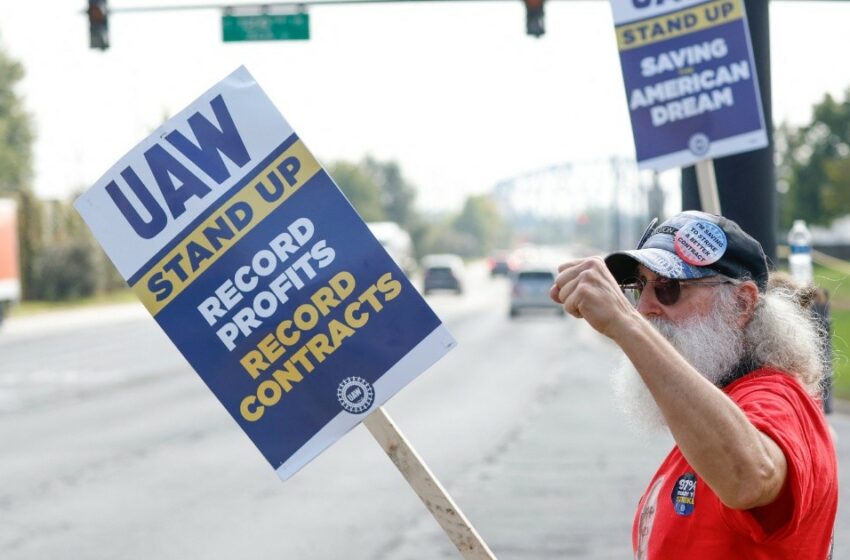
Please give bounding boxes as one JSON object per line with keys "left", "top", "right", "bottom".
{"left": 85, "top": 0, "right": 827, "bottom": 49}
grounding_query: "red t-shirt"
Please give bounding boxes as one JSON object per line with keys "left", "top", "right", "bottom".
{"left": 632, "top": 368, "right": 838, "bottom": 559}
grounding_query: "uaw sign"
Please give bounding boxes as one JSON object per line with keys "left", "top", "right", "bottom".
{"left": 75, "top": 67, "right": 456, "bottom": 480}
{"left": 610, "top": 0, "right": 768, "bottom": 170}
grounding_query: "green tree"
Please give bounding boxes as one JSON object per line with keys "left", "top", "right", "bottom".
{"left": 16, "top": 189, "right": 41, "bottom": 299}
{"left": 364, "top": 157, "right": 417, "bottom": 229}
{"left": 453, "top": 195, "right": 506, "bottom": 257}
{"left": 32, "top": 241, "right": 99, "bottom": 301}
{"left": 0, "top": 45, "right": 34, "bottom": 196}
{"left": 419, "top": 216, "right": 477, "bottom": 257}
{"left": 776, "top": 90, "right": 850, "bottom": 229}
{"left": 24, "top": 195, "right": 125, "bottom": 301}
{"left": 327, "top": 161, "right": 386, "bottom": 221}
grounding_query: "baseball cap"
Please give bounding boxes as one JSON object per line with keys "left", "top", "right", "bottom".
{"left": 605, "top": 211, "right": 770, "bottom": 291}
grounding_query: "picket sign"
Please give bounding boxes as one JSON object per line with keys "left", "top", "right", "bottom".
{"left": 695, "top": 159, "right": 722, "bottom": 215}
{"left": 364, "top": 407, "right": 497, "bottom": 559}
{"left": 73, "top": 66, "right": 496, "bottom": 559}
{"left": 610, "top": 0, "right": 768, "bottom": 180}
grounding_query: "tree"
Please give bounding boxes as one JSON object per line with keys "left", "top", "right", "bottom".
{"left": 0, "top": 45, "right": 34, "bottom": 196}
{"left": 23, "top": 195, "right": 125, "bottom": 300}
{"left": 419, "top": 215, "right": 478, "bottom": 257}
{"left": 327, "top": 161, "right": 386, "bottom": 222}
{"left": 16, "top": 189, "right": 41, "bottom": 299}
{"left": 32, "top": 241, "right": 99, "bottom": 301}
{"left": 453, "top": 195, "right": 506, "bottom": 257}
{"left": 364, "top": 157, "right": 417, "bottom": 229}
{"left": 776, "top": 89, "right": 850, "bottom": 229}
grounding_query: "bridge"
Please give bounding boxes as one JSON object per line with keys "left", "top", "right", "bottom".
{"left": 489, "top": 157, "right": 666, "bottom": 249}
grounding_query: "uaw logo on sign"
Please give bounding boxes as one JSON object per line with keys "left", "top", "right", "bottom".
{"left": 610, "top": 0, "right": 768, "bottom": 170}
{"left": 688, "top": 133, "right": 710, "bottom": 156}
{"left": 75, "top": 66, "right": 456, "bottom": 481}
{"left": 337, "top": 377, "right": 375, "bottom": 414}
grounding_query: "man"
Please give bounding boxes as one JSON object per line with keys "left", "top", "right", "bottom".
{"left": 550, "top": 210, "right": 837, "bottom": 559}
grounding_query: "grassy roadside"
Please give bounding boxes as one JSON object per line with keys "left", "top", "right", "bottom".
{"left": 8, "top": 289, "right": 138, "bottom": 318}
{"left": 830, "top": 310, "right": 850, "bottom": 400}
{"left": 813, "top": 264, "right": 850, "bottom": 401}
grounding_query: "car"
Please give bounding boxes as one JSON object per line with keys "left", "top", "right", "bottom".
{"left": 487, "top": 250, "right": 519, "bottom": 277}
{"left": 422, "top": 254, "right": 465, "bottom": 295}
{"left": 509, "top": 265, "right": 562, "bottom": 317}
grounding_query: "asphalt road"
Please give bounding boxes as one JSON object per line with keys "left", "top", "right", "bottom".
{"left": 0, "top": 267, "right": 847, "bottom": 559}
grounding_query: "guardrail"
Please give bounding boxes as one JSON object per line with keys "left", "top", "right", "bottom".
{"left": 777, "top": 245, "right": 850, "bottom": 275}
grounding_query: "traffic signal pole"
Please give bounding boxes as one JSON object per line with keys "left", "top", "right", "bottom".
{"left": 86, "top": 0, "right": 551, "bottom": 50}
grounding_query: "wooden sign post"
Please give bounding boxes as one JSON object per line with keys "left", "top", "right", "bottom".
{"left": 364, "top": 407, "right": 497, "bottom": 559}
{"left": 695, "top": 159, "right": 722, "bottom": 215}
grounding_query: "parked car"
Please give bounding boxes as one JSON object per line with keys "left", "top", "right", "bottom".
{"left": 422, "top": 254, "right": 465, "bottom": 295}
{"left": 509, "top": 265, "right": 562, "bottom": 317}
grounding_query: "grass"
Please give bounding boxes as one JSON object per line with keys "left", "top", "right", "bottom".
{"left": 813, "top": 264, "right": 850, "bottom": 401}
{"left": 8, "top": 289, "right": 138, "bottom": 318}
{"left": 830, "top": 310, "right": 850, "bottom": 401}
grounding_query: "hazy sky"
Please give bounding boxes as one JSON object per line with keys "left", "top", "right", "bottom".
{"left": 1, "top": 1, "right": 849, "bottom": 212}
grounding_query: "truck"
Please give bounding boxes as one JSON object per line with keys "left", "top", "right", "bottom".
{"left": 367, "top": 221, "right": 417, "bottom": 277}
{"left": 0, "top": 199, "right": 20, "bottom": 325}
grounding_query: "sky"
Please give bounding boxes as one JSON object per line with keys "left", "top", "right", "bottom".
{"left": 1, "top": 1, "right": 849, "bottom": 213}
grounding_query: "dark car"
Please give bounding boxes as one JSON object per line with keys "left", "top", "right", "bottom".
{"left": 422, "top": 254, "right": 465, "bottom": 295}
{"left": 488, "top": 251, "right": 518, "bottom": 277}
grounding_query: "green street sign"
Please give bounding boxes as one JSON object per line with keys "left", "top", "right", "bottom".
{"left": 222, "top": 13, "right": 310, "bottom": 42}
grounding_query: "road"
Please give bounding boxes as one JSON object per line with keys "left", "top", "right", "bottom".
{"left": 0, "top": 266, "right": 848, "bottom": 559}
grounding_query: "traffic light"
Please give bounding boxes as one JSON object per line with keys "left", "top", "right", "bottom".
{"left": 88, "top": 0, "right": 109, "bottom": 50}
{"left": 524, "top": 0, "right": 545, "bottom": 37}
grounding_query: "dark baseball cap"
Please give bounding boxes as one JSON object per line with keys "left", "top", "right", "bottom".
{"left": 605, "top": 211, "right": 770, "bottom": 291}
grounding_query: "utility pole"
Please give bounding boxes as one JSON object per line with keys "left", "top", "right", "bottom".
{"left": 681, "top": 0, "right": 776, "bottom": 263}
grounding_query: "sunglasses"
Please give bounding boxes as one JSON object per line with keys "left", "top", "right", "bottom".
{"left": 619, "top": 276, "right": 735, "bottom": 306}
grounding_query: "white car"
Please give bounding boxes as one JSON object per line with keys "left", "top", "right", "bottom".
{"left": 509, "top": 265, "right": 562, "bottom": 317}
{"left": 368, "top": 221, "right": 417, "bottom": 276}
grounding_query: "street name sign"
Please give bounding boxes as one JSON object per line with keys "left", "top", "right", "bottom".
{"left": 222, "top": 13, "right": 310, "bottom": 42}
{"left": 75, "top": 66, "right": 455, "bottom": 480}
{"left": 610, "top": 0, "right": 768, "bottom": 171}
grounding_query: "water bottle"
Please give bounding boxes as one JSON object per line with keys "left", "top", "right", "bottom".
{"left": 788, "top": 219, "right": 813, "bottom": 284}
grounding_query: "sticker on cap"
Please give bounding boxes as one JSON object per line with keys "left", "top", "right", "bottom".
{"left": 674, "top": 220, "right": 727, "bottom": 266}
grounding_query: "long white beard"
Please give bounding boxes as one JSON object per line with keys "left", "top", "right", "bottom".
{"left": 612, "top": 299, "right": 745, "bottom": 435}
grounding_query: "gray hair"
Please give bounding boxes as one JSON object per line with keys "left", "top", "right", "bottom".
{"left": 738, "top": 280, "right": 827, "bottom": 396}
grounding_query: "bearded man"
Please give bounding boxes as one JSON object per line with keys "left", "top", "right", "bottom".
{"left": 550, "top": 211, "right": 837, "bottom": 559}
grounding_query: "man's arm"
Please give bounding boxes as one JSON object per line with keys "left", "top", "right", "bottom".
{"left": 551, "top": 257, "right": 787, "bottom": 510}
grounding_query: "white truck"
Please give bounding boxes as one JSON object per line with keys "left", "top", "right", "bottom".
{"left": 0, "top": 199, "right": 21, "bottom": 325}
{"left": 367, "top": 221, "right": 417, "bottom": 277}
